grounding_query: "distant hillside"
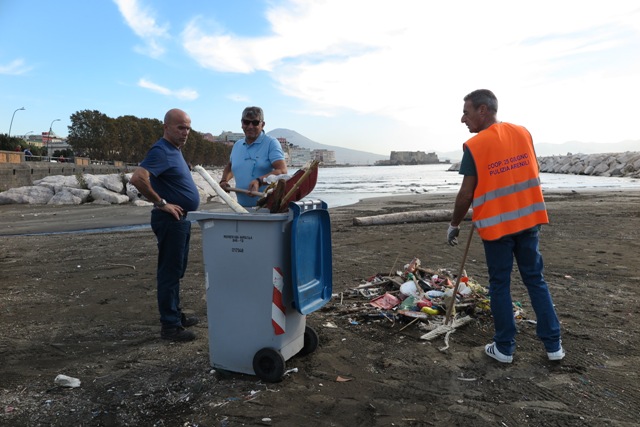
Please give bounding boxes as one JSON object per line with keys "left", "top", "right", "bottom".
{"left": 267, "top": 128, "right": 639, "bottom": 165}
{"left": 267, "top": 128, "right": 386, "bottom": 165}
{"left": 432, "top": 140, "right": 640, "bottom": 162}
{"left": 533, "top": 140, "right": 640, "bottom": 157}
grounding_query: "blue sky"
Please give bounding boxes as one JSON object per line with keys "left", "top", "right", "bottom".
{"left": 1, "top": 0, "right": 639, "bottom": 156}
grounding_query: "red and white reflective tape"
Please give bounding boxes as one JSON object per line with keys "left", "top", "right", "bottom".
{"left": 271, "top": 267, "right": 286, "bottom": 335}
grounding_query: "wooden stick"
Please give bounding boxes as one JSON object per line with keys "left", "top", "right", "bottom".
{"left": 277, "top": 160, "right": 319, "bottom": 210}
{"left": 399, "top": 317, "right": 421, "bottom": 332}
{"left": 228, "top": 187, "right": 265, "bottom": 197}
{"left": 193, "top": 166, "right": 249, "bottom": 213}
{"left": 444, "top": 224, "right": 475, "bottom": 325}
{"left": 389, "top": 254, "right": 400, "bottom": 277}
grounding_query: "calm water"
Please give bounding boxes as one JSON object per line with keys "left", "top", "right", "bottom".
{"left": 307, "top": 164, "right": 640, "bottom": 208}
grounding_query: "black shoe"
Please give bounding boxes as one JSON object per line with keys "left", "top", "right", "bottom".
{"left": 161, "top": 326, "right": 196, "bottom": 342}
{"left": 181, "top": 313, "right": 199, "bottom": 328}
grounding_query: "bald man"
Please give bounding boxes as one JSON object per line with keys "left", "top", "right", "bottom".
{"left": 130, "top": 108, "right": 200, "bottom": 342}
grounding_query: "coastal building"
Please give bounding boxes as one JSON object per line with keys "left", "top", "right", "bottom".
{"left": 217, "top": 131, "right": 245, "bottom": 142}
{"left": 289, "top": 145, "right": 312, "bottom": 167}
{"left": 312, "top": 149, "right": 336, "bottom": 165}
{"left": 375, "top": 151, "right": 440, "bottom": 165}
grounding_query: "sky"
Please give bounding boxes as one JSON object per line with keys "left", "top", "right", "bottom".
{"left": 1, "top": 0, "right": 639, "bottom": 156}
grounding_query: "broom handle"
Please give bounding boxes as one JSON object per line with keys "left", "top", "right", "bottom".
{"left": 444, "top": 223, "right": 475, "bottom": 325}
{"left": 228, "top": 187, "right": 265, "bottom": 197}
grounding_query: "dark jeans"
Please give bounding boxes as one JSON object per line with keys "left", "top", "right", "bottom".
{"left": 483, "top": 227, "right": 562, "bottom": 355}
{"left": 151, "top": 209, "right": 191, "bottom": 328}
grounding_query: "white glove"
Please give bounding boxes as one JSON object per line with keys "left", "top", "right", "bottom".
{"left": 447, "top": 224, "right": 460, "bottom": 246}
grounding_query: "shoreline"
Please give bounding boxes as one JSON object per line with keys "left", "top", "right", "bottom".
{"left": 2, "top": 188, "right": 639, "bottom": 236}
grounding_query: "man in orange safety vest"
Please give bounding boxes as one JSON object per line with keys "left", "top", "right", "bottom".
{"left": 448, "top": 89, "right": 564, "bottom": 364}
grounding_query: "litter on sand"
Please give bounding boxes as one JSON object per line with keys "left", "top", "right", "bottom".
{"left": 326, "top": 257, "right": 528, "bottom": 350}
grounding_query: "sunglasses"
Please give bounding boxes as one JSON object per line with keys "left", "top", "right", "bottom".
{"left": 242, "top": 119, "right": 262, "bottom": 126}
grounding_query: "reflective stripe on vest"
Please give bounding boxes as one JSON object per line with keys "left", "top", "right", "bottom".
{"left": 473, "top": 201, "right": 547, "bottom": 230}
{"left": 473, "top": 177, "right": 542, "bottom": 209}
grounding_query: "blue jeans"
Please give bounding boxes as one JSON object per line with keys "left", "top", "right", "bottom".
{"left": 482, "top": 227, "right": 561, "bottom": 355}
{"left": 151, "top": 209, "right": 192, "bottom": 328}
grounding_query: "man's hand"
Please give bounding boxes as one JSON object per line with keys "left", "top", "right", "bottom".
{"left": 219, "top": 180, "right": 231, "bottom": 192}
{"left": 447, "top": 224, "right": 460, "bottom": 246}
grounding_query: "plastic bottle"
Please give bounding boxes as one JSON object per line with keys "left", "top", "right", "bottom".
{"left": 264, "top": 174, "right": 292, "bottom": 184}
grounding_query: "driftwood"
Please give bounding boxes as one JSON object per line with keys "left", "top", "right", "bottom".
{"left": 353, "top": 209, "right": 472, "bottom": 226}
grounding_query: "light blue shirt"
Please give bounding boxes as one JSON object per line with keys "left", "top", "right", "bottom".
{"left": 230, "top": 131, "right": 285, "bottom": 207}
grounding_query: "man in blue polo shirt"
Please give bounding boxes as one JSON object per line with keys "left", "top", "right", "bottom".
{"left": 219, "top": 106, "right": 287, "bottom": 207}
{"left": 130, "top": 108, "right": 200, "bottom": 342}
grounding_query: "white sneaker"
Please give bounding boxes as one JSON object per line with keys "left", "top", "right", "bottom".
{"left": 485, "top": 342, "right": 513, "bottom": 363}
{"left": 547, "top": 345, "right": 565, "bottom": 361}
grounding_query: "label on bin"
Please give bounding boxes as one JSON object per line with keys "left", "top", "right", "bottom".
{"left": 223, "top": 234, "right": 254, "bottom": 253}
{"left": 271, "top": 267, "right": 286, "bottom": 335}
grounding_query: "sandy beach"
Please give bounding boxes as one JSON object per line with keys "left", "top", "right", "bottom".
{"left": 1, "top": 189, "right": 639, "bottom": 426}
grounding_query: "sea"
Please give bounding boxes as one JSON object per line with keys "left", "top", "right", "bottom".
{"left": 308, "top": 164, "right": 640, "bottom": 208}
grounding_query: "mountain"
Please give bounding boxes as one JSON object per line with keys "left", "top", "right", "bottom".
{"left": 533, "top": 140, "right": 640, "bottom": 157}
{"left": 430, "top": 140, "right": 640, "bottom": 163}
{"left": 267, "top": 128, "right": 387, "bottom": 165}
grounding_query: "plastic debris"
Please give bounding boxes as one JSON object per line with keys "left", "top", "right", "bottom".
{"left": 369, "top": 293, "right": 400, "bottom": 309}
{"left": 284, "top": 368, "right": 298, "bottom": 376}
{"left": 54, "top": 374, "right": 81, "bottom": 388}
{"left": 324, "top": 257, "right": 536, "bottom": 353}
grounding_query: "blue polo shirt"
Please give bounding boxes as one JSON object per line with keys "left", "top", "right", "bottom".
{"left": 230, "top": 131, "right": 285, "bottom": 207}
{"left": 140, "top": 138, "right": 200, "bottom": 212}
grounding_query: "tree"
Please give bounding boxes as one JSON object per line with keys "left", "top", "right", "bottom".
{"left": 67, "top": 110, "right": 114, "bottom": 159}
{"left": 0, "top": 134, "right": 24, "bottom": 152}
{"left": 67, "top": 109, "right": 232, "bottom": 165}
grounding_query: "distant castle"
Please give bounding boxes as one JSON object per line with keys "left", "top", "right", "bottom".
{"left": 375, "top": 151, "right": 442, "bottom": 166}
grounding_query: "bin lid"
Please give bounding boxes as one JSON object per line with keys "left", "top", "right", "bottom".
{"left": 290, "top": 201, "right": 332, "bottom": 314}
{"left": 188, "top": 210, "right": 288, "bottom": 222}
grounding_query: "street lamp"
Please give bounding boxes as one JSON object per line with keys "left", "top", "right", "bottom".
{"left": 24, "top": 130, "right": 34, "bottom": 140}
{"left": 8, "top": 107, "right": 25, "bottom": 137}
{"left": 48, "top": 118, "right": 60, "bottom": 159}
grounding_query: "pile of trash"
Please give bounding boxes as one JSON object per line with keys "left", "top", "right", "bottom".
{"left": 327, "top": 258, "right": 493, "bottom": 341}
{"left": 355, "top": 258, "right": 487, "bottom": 315}
{"left": 326, "top": 257, "right": 534, "bottom": 349}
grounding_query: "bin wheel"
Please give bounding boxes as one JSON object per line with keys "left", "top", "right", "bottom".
{"left": 253, "top": 348, "right": 286, "bottom": 383}
{"left": 299, "top": 326, "right": 319, "bottom": 356}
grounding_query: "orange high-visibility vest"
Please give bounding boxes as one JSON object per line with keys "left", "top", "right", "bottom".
{"left": 464, "top": 122, "right": 549, "bottom": 241}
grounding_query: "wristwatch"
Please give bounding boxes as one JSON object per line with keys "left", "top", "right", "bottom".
{"left": 154, "top": 198, "right": 167, "bottom": 208}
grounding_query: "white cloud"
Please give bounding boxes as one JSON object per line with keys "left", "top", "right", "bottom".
{"left": 0, "top": 59, "right": 33, "bottom": 75}
{"left": 113, "top": 0, "right": 169, "bottom": 58}
{"left": 180, "top": 0, "right": 640, "bottom": 147}
{"left": 181, "top": 21, "right": 275, "bottom": 73}
{"left": 137, "top": 78, "right": 198, "bottom": 101}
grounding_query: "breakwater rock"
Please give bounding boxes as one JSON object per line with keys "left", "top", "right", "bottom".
{"left": 537, "top": 152, "right": 640, "bottom": 178}
{"left": 0, "top": 169, "right": 225, "bottom": 205}
{"left": 448, "top": 151, "right": 640, "bottom": 178}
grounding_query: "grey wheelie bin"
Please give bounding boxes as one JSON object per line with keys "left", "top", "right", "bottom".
{"left": 188, "top": 200, "right": 332, "bottom": 382}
